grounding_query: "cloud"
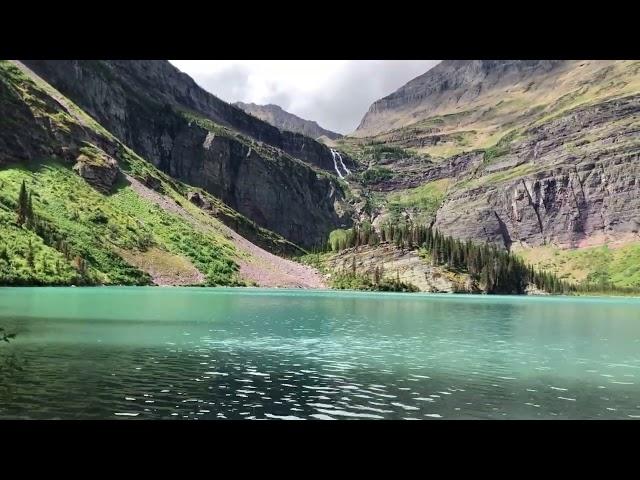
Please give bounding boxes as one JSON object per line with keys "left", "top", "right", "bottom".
{"left": 170, "top": 60, "right": 440, "bottom": 134}
{"left": 188, "top": 63, "right": 253, "bottom": 106}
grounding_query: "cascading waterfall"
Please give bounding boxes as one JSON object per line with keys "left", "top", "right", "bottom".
{"left": 335, "top": 150, "right": 351, "bottom": 175}
{"left": 330, "top": 149, "right": 344, "bottom": 179}
{"left": 330, "top": 148, "right": 350, "bottom": 180}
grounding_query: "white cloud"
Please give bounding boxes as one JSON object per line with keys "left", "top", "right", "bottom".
{"left": 169, "top": 60, "right": 440, "bottom": 134}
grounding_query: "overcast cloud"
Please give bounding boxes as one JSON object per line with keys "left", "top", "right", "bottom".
{"left": 169, "top": 60, "right": 440, "bottom": 134}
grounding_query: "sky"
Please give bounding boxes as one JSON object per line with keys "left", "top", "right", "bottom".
{"left": 169, "top": 60, "right": 440, "bottom": 134}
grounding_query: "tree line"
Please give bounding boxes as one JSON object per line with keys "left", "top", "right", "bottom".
{"left": 317, "top": 222, "right": 632, "bottom": 295}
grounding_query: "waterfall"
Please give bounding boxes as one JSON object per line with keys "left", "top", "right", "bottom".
{"left": 330, "top": 149, "right": 345, "bottom": 179}
{"left": 335, "top": 150, "right": 351, "bottom": 175}
{"left": 330, "top": 148, "right": 351, "bottom": 180}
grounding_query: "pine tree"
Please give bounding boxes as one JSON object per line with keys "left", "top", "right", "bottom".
{"left": 26, "top": 193, "right": 35, "bottom": 229}
{"left": 17, "top": 181, "right": 29, "bottom": 226}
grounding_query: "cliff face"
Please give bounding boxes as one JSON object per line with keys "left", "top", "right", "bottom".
{"left": 432, "top": 95, "right": 640, "bottom": 250}
{"left": 234, "top": 102, "right": 342, "bottom": 140}
{"left": 22, "top": 60, "right": 354, "bottom": 247}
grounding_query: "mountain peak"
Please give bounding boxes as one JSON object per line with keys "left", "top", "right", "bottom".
{"left": 233, "top": 102, "right": 342, "bottom": 140}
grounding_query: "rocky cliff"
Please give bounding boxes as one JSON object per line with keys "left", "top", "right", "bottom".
{"left": 21, "top": 60, "right": 355, "bottom": 247}
{"left": 433, "top": 95, "right": 640, "bottom": 250}
{"left": 234, "top": 102, "right": 342, "bottom": 140}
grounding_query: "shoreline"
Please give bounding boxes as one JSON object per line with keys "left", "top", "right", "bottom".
{"left": 1, "top": 284, "right": 639, "bottom": 299}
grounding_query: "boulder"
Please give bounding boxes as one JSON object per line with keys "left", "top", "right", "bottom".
{"left": 73, "top": 153, "right": 119, "bottom": 193}
{"left": 187, "top": 191, "right": 212, "bottom": 210}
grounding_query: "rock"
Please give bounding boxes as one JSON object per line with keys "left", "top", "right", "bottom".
{"left": 323, "top": 243, "right": 476, "bottom": 293}
{"left": 525, "top": 283, "right": 550, "bottom": 295}
{"left": 187, "top": 191, "right": 212, "bottom": 210}
{"left": 142, "top": 174, "right": 162, "bottom": 191}
{"left": 73, "top": 153, "right": 119, "bottom": 193}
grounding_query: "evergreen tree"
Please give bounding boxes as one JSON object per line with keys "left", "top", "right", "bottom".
{"left": 26, "top": 193, "right": 35, "bottom": 229}
{"left": 16, "top": 181, "right": 29, "bottom": 226}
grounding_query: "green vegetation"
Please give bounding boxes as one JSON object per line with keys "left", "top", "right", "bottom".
{"left": 358, "top": 167, "right": 393, "bottom": 185}
{"left": 323, "top": 221, "right": 590, "bottom": 295}
{"left": 324, "top": 218, "right": 640, "bottom": 295}
{"left": 331, "top": 270, "right": 419, "bottom": 292}
{"left": 362, "top": 144, "right": 413, "bottom": 162}
{"left": 519, "top": 243, "right": 640, "bottom": 290}
{"left": 1, "top": 59, "right": 309, "bottom": 287}
{"left": 387, "top": 179, "right": 450, "bottom": 219}
{"left": 328, "top": 254, "right": 418, "bottom": 292}
{"left": 327, "top": 222, "right": 378, "bottom": 252}
{"left": 0, "top": 160, "right": 242, "bottom": 286}
{"left": 483, "top": 129, "right": 518, "bottom": 163}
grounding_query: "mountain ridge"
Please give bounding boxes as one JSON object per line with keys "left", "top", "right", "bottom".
{"left": 234, "top": 101, "right": 342, "bottom": 140}
{"left": 354, "top": 60, "right": 569, "bottom": 137}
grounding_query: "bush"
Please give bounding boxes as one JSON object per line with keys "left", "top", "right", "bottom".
{"left": 359, "top": 167, "right": 393, "bottom": 185}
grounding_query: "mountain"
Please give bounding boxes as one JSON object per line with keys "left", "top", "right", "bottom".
{"left": 234, "top": 102, "right": 342, "bottom": 140}
{"left": 328, "top": 60, "right": 640, "bottom": 290}
{"left": 20, "top": 60, "right": 356, "bottom": 248}
{"left": 0, "top": 60, "right": 338, "bottom": 287}
{"left": 354, "top": 60, "right": 565, "bottom": 137}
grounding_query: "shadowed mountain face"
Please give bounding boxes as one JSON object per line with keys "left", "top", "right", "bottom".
{"left": 234, "top": 102, "right": 342, "bottom": 141}
{"left": 22, "top": 60, "right": 354, "bottom": 248}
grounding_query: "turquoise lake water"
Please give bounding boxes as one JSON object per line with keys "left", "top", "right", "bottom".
{"left": 1, "top": 287, "right": 639, "bottom": 419}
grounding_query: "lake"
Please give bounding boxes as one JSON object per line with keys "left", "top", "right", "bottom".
{"left": 1, "top": 287, "right": 639, "bottom": 420}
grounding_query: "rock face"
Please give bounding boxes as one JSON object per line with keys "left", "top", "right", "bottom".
{"left": 0, "top": 64, "right": 81, "bottom": 166}
{"left": 234, "top": 102, "right": 342, "bottom": 140}
{"left": 432, "top": 95, "right": 640, "bottom": 249}
{"left": 354, "top": 60, "right": 567, "bottom": 136}
{"left": 324, "top": 244, "right": 476, "bottom": 293}
{"left": 22, "top": 60, "right": 354, "bottom": 247}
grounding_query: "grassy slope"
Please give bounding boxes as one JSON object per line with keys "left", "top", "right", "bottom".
{"left": 387, "top": 179, "right": 450, "bottom": 222}
{"left": 519, "top": 243, "right": 640, "bottom": 289}
{"left": 0, "top": 161, "right": 240, "bottom": 285}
